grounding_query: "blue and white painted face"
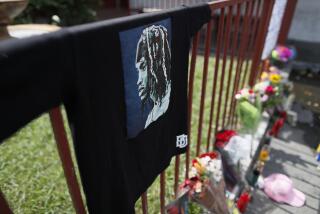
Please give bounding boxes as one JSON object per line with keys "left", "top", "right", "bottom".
{"left": 136, "top": 56, "right": 148, "bottom": 101}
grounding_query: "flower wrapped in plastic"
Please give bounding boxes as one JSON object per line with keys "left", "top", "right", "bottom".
{"left": 235, "top": 88, "right": 261, "bottom": 131}
{"left": 260, "top": 66, "right": 282, "bottom": 84}
{"left": 271, "top": 45, "right": 296, "bottom": 68}
{"left": 165, "top": 188, "right": 189, "bottom": 214}
{"left": 269, "top": 73, "right": 282, "bottom": 85}
{"left": 186, "top": 152, "right": 229, "bottom": 214}
{"left": 254, "top": 81, "right": 281, "bottom": 110}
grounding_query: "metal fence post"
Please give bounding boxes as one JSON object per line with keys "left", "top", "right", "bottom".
{"left": 277, "top": 0, "right": 298, "bottom": 44}
{"left": 0, "top": 190, "right": 12, "bottom": 214}
{"left": 49, "top": 108, "right": 87, "bottom": 214}
{"left": 249, "top": 0, "right": 275, "bottom": 87}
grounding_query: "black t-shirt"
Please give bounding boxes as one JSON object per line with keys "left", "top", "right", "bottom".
{"left": 0, "top": 4, "right": 211, "bottom": 213}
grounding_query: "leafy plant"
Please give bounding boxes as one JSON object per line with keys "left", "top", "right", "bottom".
{"left": 14, "top": 0, "right": 100, "bottom": 26}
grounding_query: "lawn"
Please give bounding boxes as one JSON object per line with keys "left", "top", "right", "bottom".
{"left": 0, "top": 55, "right": 250, "bottom": 213}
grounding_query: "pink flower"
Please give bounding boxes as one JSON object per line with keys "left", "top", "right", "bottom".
{"left": 261, "top": 94, "right": 269, "bottom": 102}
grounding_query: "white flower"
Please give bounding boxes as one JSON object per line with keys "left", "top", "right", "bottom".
{"left": 235, "top": 94, "right": 242, "bottom": 100}
{"left": 213, "top": 171, "right": 222, "bottom": 182}
{"left": 207, "top": 164, "right": 215, "bottom": 173}
{"left": 207, "top": 159, "right": 222, "bottom": 174}
{"left": 199, "top": 156, "right": 210, "bottom": 166}
{"left": 242, "top": 89, "right": 250, "bottom": 98}
{"left": 195, "top": 182, "right": 202, "bottom": 193}
{"left": 208, "top": 161, "right": 215, "bottom": 170}
{"left": 189, "top": 167, "right": 198, "bottom": 178}
{"left": 214, "top": 160, "right": 222, "bottom": 170}
{"left": 254, "top": 81, "right": 269, "bottom": 93}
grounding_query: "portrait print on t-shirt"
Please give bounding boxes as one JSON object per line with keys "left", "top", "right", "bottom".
{"left": 120, "top": 18, "right": 172, "bottom": 138}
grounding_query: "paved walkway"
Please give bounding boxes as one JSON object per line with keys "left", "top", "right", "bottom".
{"left": 247, "top": 123, "right": 320, "bottom": 214}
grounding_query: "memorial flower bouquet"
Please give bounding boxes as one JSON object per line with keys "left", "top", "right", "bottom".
{"left": 254, "top": 81, "right": 280, "bottom": 110}
{"left": 271, "top": 45, "right": 296, "bottom": 68}
{"left": 271, "top": 45, "right": 296, "bottom": 62}
{"left": 256, "top": 66, "right": 285, "bottom": 112}
{"left": 260, "top": 66, "right": 282, "bottom": 85}
{"left": 235, "top": 88, "right": 261, "bottom": 131}
{"left": 179, "top": 152, "right": 229, "bottom": 213}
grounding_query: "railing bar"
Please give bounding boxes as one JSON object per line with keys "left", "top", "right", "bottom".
{"left": 0, "top": 190, "right": 12, "bottom": 214}
{"left": 232, "top": 1, "right": 254, "bottom": 126}
{"left": 49, "top": 108, "right": 86, "bottom": 214}
{"left": 174, "top": 155, "right": 180, "bottom": 197}
{"left": 220, "top": 4, "right": 235, "bottom": 128}
{"left": 160, "top": 171, "right": 166, "bottom": 214}
{"left": 244, "top": 0, "right": 262, "bottom": 86}
{"left": 186, "top": 32, "right": 200, "bottom": 179}
{"left": 229, "top": 1, "right": 253, "bottom": 127}
{"left": 241, "top": 58, "right": 250, "bottom": 88}
{"left": 141, "top": 192, "right": 148, "bottom": 214}
{"left": 233, "top": 114, "right": 239, "bottom": 129}
{"left": 196, "top": 20, "right": 213, "bottom": 156}
{"left": 227, "top": 2, "right": 248, "bottom": 127}
{"left": 237, "top": 0, "right": 253, "bottom": 90}
{"left": 256, "top": 60, "right": 266, "bottom": 83}
{"left": 277, "top": 0, "right": 298, "bottom": 44}
{"left": 240, "top": 0, "right": 259, "bottom": 89}
{"left": 224, "top": 3, "right": 241, "bottom": 127}
{"left": 214, "top": 5, "right": 232, "bottom": 132}
{"left": 206, "top": 7, "right": 225, "bottom": 151}
{"left": 208, "top": 0, "right": 252, "bottom": 11}
{"left": 249, "top": 0, "right": 275, "bottom": 86}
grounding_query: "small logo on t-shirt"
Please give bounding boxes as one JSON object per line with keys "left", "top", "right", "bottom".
{"left": 176, "top": 134, "right": 188, "bottom": 148}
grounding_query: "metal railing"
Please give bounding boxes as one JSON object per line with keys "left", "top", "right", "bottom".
{"left": 0, "top": 0, "right": 297, "bottom": 213}
{"left": 144, "top": 0, "right": 275, "bottom": 212}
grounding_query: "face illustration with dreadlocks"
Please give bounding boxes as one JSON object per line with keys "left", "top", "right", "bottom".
{"left": 136, "top": 25, "right": 171, "bottom": 128}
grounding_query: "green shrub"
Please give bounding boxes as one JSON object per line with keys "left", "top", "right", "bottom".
{"left": 14, "top": 0, "right": 100, "bottom": 26}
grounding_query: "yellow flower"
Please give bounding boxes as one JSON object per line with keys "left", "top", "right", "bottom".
{"left": 269, "top": 74, "right": 281, "bottom": 84}
{"left": 259, "top": 150, "right": 269, "bottom": 161}
{"left": 194, "top": 162, "right": 206, "bottom": 175}
{"left": 260, "top": 71, "right": 269, "bottom": 81}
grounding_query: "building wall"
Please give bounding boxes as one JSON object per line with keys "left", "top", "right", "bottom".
{"left": 287, "top": 0, "right": 320, "bottom": 64}
{"left": 288, "top": 0, "right": 320, "bottom": 43}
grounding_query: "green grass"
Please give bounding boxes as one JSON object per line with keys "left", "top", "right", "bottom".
{"left": 0, "top": 55, "right": 250, "bottom": 213}
{"left": 0, "top": 114, "right": 74, "bottom": 213}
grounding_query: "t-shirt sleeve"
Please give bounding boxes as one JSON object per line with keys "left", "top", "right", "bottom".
{"left": 0, "top": 30, "right": 73, "bottom": 142}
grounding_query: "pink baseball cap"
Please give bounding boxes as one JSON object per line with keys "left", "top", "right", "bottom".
{"left": 263, "top": 173, "right": 305, "bottom": 207}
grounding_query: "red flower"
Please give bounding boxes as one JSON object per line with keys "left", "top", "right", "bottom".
{"left": 279, "top": 111, "right": 287, "bottom": 118}
{"left": 192, "top": 158, "right": 199, "bottom": 166}
{"left": 249, "top": 89, "right": 254, "bottom": 94}
{"left": 166, "top": 206, "right": 179, "bottom": 214}
{"left": 215, "top": 130, "right": 237, "bottom": 148}
{"left": 265, "top": 85, "right": 274, "bottom": 95}
{"left": 269, "top": 118, "right": 285, "bottom": 137}
{"left": 179, "top": 179, "right": 191, "bottom": 188}
{"left": 199, "top": 152, "right": 218, "bottom": 159}
{"left": 237, "top": 192, "right": 251, "bottom": 213}
{"left": 190, "top": 176, "right": 200, "bottom": 182}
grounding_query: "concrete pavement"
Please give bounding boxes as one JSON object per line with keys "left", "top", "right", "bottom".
{"left": 246, "top": 123, "right": 320, "bottom": 214}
